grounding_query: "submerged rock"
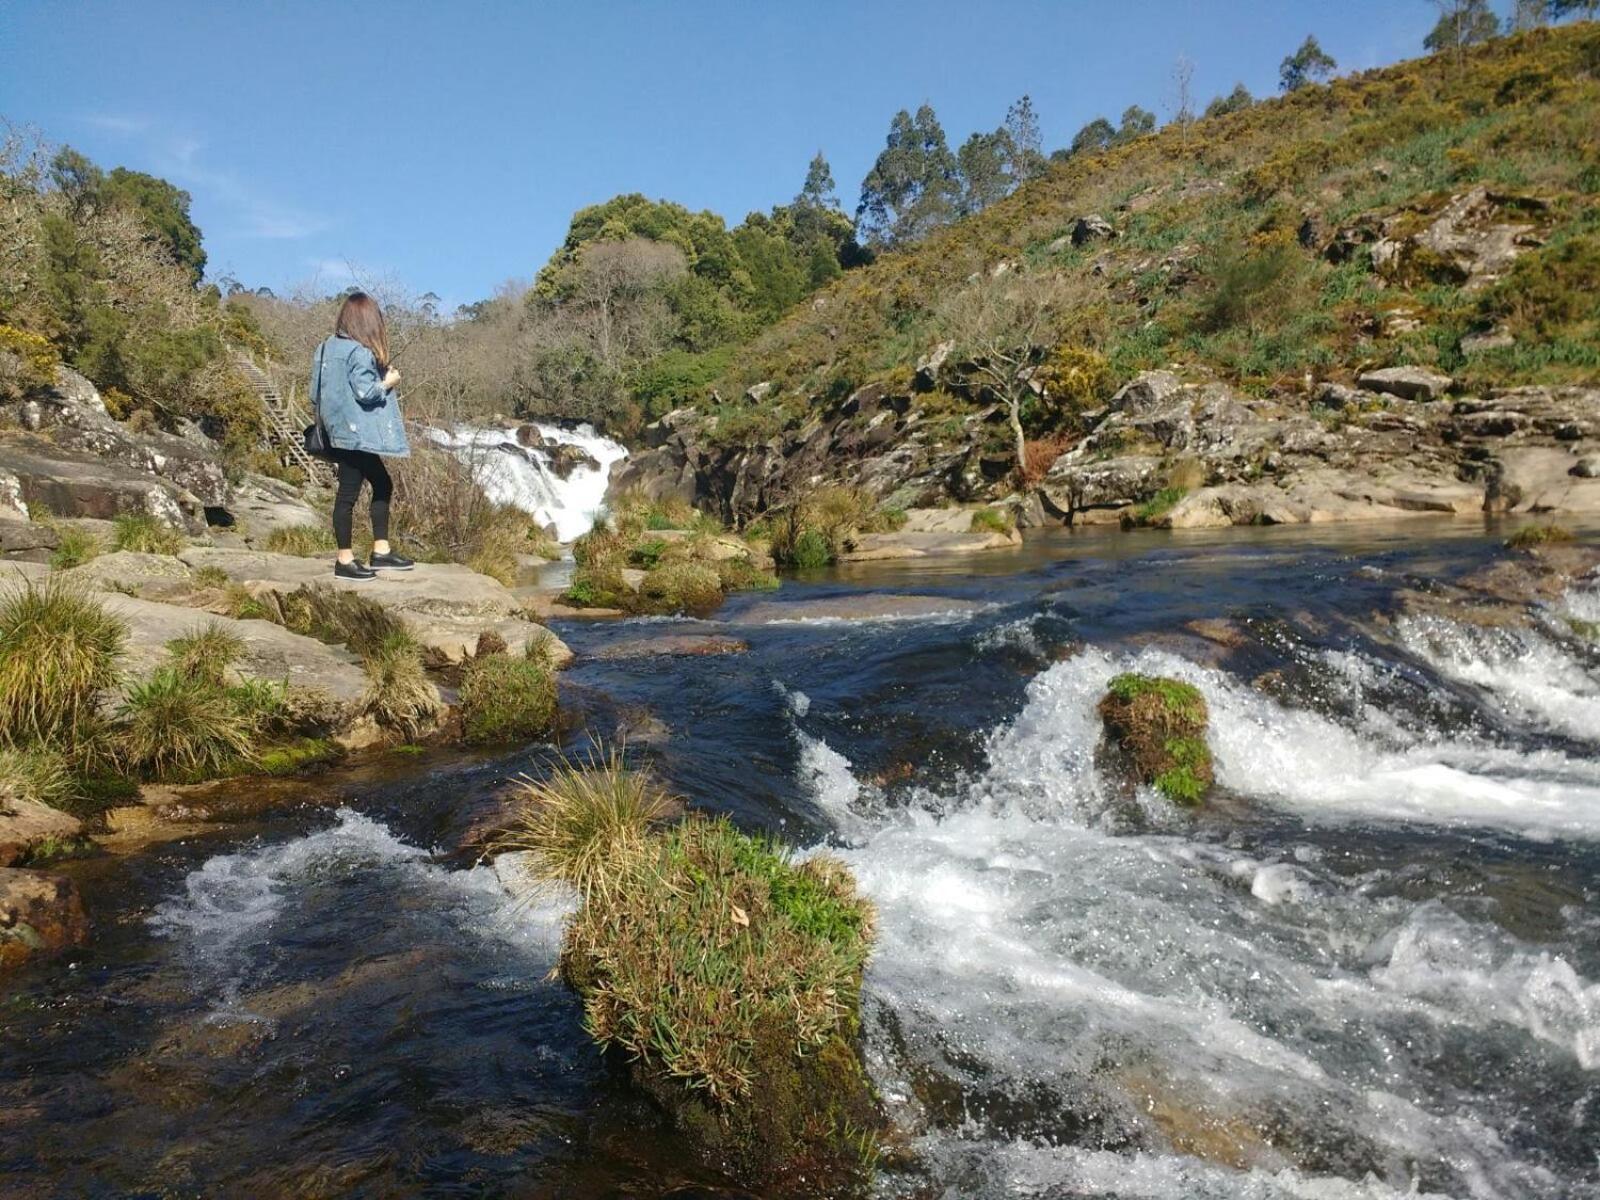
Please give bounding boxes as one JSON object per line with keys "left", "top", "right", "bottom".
{"left": 0, "top": 866, "right": 89, "bottom": 974}
{"left": 1096, "top": 673, "right": 1214, "bottom": 806}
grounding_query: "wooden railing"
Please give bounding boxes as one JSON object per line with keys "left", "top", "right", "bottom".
{"left": 232, "top": 351, "right": 331, "bottom": 485}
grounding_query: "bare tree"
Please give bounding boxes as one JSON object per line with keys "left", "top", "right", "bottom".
{"left": 1169, "top": 54, "right": 1197, "bottom": 148}
{"left": 936, "top": 267, "right": 1074, "bottom": 486}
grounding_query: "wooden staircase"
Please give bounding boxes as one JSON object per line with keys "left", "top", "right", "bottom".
{"left": 233, "top": 351, "right": 331, "bottom": 485}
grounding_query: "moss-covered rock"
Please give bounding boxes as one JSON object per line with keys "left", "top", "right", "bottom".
{"left": 1097, "top": 672, "right": 1214, "bottom": 806}
{"left": 563, "top": 818, "right": 882, "bottom": 1195}
{"left": 499, "top": 757, "right": 882, "bottom": 1195}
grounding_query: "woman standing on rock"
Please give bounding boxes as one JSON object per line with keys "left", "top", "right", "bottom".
{"left": 311, "top": 292, "right": 414, "bottom": 580}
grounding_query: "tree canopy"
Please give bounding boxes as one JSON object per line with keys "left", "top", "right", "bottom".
{"left": 1280, "top": 35, "right": 1338, "bottom": 91}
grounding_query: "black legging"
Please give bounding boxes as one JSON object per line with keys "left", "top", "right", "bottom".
{"left": 329, "top": 449, "right": 391, "bottom": 550}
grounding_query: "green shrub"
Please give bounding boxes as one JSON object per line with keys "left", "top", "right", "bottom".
{"left": 113, "top": 666, "right": 267, "bottom": 780}
{"left": 0, "top": 744, "right": 75, "bottom": 813}
{"left": 789, "top": 528, "right": 833, "bottom": 569}
{"left": 361, "top": 631, "right": 443, "bottom": 739}
{"left": 48, "top": 525, "right": 101, "bottom": 570}
{"left": 1097, "top": 673, "right": 1213, "bottom": 806}
{"left": 459, "top": 651, "right": 557, "bottom": 744}
{"left": 0, "top": 577, "right": 125, "bottom": 749}
{"left": 0, "top": 324, "right": 61, "bottom": 400}
{"left": 264, "top": 524, "right": 336, "bottom": 557}
{"left": 111, "top": 513, "right": 184, "bottom": 555}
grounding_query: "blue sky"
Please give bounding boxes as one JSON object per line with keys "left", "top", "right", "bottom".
{"left": 4, "top": 1, "right": 1460, "bottom": 309}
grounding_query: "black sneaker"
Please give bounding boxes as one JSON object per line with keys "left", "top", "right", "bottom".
{"left": 369, "top": 551, "right": 415, "bottom": 571}
{"left": 334, "top": 559, "right": 378, "bottom": 581}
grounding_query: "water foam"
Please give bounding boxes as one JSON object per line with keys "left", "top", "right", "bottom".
{"left": 802, "top": 634, "right": 1600, "bottom": 1196}
{"left": 1395, "top": 613, "right": 1599, "bottom": 742}
{"left": 424, "top": 421, "right": 628, "bottom": 542}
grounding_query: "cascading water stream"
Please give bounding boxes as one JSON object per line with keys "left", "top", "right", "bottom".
{"left": 423, "top": 421, "right": 629, "bottom": 542}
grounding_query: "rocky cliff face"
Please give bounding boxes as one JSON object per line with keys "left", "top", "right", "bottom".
{"left": 614, "top": 362, "right": 1599, "bottom": 529}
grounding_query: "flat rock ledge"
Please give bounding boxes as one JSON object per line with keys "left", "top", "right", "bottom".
{"left": 173, "top": 548, "right": 572, "bottom": 667}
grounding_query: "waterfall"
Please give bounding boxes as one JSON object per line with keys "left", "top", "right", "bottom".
{"left": 423, "top": 421, "right": 629, "bottom": 543}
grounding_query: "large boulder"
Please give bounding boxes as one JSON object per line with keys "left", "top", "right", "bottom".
{"left": 4, "top": 366, "right": 228, "bottom": 509}
{"left": 0, "top": 434, "right": 209, "bottom": 532}
{"left": 0, "top": 867, "right": 89, "bottom": 974}
{"left": 0, "top": 800, "right": 82, "bottom": 868}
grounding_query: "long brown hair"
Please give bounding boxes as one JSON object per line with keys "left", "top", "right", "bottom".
{"left": 334, "top": 292, "right": 390, "bottom": 370}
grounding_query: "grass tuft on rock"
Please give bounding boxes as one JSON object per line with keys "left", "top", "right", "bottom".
{"left": 111, "top": 513, "right": 184, "bottom": 555}
{"left": 1097, "top": 672, "right": 1213, "bottom": 806}
{"left": 459, "top": 650, "right": 556, "bottom": 744}
{"left": 1505, "top": 523, "right": 1574, "bottom": 550}
{"left": 361, "top": 630, "right": 444, "bottom": 739}
{"left": 0, "top": 577, "right": 125, "bottom": 749}
{"left": 264, "top": 524, "right": 337, "bottom": 556}
{"left": 501, "top": 752, "right": 881, "bottom": 1193}
{"left": 493, "top": 748, "right": 678, "bottom": 900}
{"left": 637, "top": 560, "right": 724, "bottom": 616}
{"left": 969, "top": 506, "right": 1016, "bottom": 536}
{"left": 113, "top": 665, "right": 276, "bottom": 780}
{"left": 165, "top": 622, "right": 245, "bottom": 686}
{"left": 47, "top": 524, "right": 101, "bottom": 569}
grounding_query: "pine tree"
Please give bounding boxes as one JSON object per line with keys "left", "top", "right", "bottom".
{"left": 797, "top": 152, "right": 839, "bottom": 211}
{"left": 1279, "top": 35, "right": 1338, "bottom": 91}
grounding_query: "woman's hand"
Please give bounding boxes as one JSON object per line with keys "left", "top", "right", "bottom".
{"left": 381, "top": 368, "right": 401, "bottom": 391}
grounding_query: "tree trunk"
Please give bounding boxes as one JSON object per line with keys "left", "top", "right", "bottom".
{"left": 1008, "top": 394, "right": 1028, "bottom": 486}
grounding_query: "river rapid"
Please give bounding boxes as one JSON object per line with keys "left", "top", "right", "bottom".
{"left": 2, "top": 521, "right": 1597, "bottom": 1199}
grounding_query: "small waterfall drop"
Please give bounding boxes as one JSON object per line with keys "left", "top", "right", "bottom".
{"left": 424, "top": 421, "right": 629, "bottom": 543}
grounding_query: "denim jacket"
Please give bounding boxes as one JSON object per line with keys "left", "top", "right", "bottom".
{"left": 310, "top": 335, "right": 410, "bottom": 457}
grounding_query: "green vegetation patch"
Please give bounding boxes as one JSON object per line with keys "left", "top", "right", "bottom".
{"left": 969, "top": 507, "right": 1016, "bottom": 536}
{"left": 264, "top": 524, "right": 337, "bottom": 557}
{"left": 1129, "top": 487, "right": 1188, "bottom": 527}
{"left": 47, "top": 525, "right": 101, "bottom": 570}
{"left": 1505, "top": 523, "right": 1574, "bottom": 550}
{"left": 497, "top": 754, "right": 880, "bottom": 1194}
{"left": 111, "top": 513, "right": 184, "bottom": 555}
{"left": 459, "top": 650, "right": 557, "bottom": 745}
{"left": 361, "top": 631, "right": 443, "bottom": 739}
{"left": 0, "top": 576, "right": 125, "bottom": 750}
{"left": 1098, "top": 672, "right": 1214, "bottom": 806}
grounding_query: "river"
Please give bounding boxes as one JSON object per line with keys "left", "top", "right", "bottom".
{"left": 2, "top": 520, "right": 1596, "bottom": 1198}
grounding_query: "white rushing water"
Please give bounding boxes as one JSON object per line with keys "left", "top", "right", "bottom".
{"left": 790, "top": 632, "right": 1600, "bottom": 1199}
{"left": 424, "top": 421, "right": 629, "bottom": 542}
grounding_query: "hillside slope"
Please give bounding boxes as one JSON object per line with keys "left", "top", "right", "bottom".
{"left": 617, "top": 24, "right": 1600, "bottom": 528}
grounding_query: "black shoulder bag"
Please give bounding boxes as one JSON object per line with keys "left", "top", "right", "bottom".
{"left": 302, "top": 340, "right": 332, "bottom": 458}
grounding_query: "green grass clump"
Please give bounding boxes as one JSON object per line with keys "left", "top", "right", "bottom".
{"left": 1129, "top": 487, "right": 1188, "bottom": 527}
{"left": 48, "top": 525, "right": 101, "bottom": 569}
{"left": 1098, "top": 673, "right": 1213, "bottom": 806}
{"left": 0, "top": 744, "right": 75, "bottom": 813}
{"left": 165, "top": 622, "right": 245, "bottom": 686}
{"left": 459, "top": 651, "right": 556, "bottom": 744}
{"left": 787, "top": 527, "right": 834, "bottom": 569}
{"left": 111, "top": 513, "right": 184, "bottom": 555}
{"left": 0, "top": 577, "right": 125, "bottom": 749}
{"left": 264, "top": 524, "right": 337, "bottom": 556}
{"left": 969, "top": 507, "right": 1016, "bottom": 536}
{"left": 361, "top": 630, "right": 443, "bottom": 739}
{"left": 224, "top": 583, "right": 274, "bottom": 621}
{"left": 493, "top": 748, "right": 678, "bottom": 899}
{"left": 500, "top": 751, "right": 881, "bottom": 1192}
{"left": 1505, "top": 523, "right": 1574, "bottom": 549}
{"left": 113, "top": 666, "right": 274, "bottom": 780}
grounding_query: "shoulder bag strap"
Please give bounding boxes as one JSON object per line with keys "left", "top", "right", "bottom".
{"left": 312, "top": 339, "right": 327, "bottom": 429}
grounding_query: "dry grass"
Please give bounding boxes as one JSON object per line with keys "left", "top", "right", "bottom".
{"left": 165, "top": 622, "right": 245, "bottom": 686}
{"left": 264, "top": 523, "right": 336, "bottom": 556}
{"left": 458, "top": 650, "right": 557, "bottom": 744}
{"left": 113, "top": 666, "right": 270, "bottom": 780}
